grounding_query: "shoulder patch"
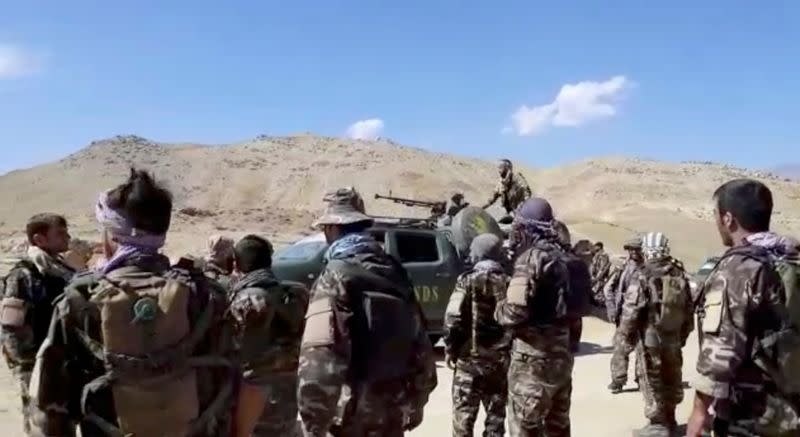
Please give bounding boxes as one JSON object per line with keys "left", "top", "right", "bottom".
{"left": 702, "top": 274, "right": 727, "bottom": 334}
{"left": 301, "top": 298, "right": 335, "bottom": 348}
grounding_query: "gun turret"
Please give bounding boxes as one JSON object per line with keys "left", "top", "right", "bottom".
{"left": 374, "top": 192, "right": 447, "bottom": 218}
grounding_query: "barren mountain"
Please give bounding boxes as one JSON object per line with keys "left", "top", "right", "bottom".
{"left": 1, "top": 134, "right": 799, "bottom": 268}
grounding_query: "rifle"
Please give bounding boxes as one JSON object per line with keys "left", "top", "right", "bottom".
{"left": 374, "top": 193, "right": 447, "bottom": 217}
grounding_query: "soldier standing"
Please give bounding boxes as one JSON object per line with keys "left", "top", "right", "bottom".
{"left": 604, "top": 238, "right": 644, "bottom": 325}
{"left": 495, "top": 197, "right": 573, "bottom": 436}
{"left": 590, "top": 241, "right": 612, "bottom": 304}
{"left": 444, "top": 233, "right": 511, "bottom": 437}
{"left": 228, "top": 235, "right": 309, "bottom": 437}
{"left": 687, "top": 179, "right": 799, "bottom": 437}
{"left": 615, "top": 232, "right": 694, "bottom": 436}
{"left": 482, "top": 159, "right": 532, "bottom": 215}
{"left": 297, "top": 187, "right": 437, "bottom": 437}
{"left": 28, "top": 169, "right": 237, "bottom": 437}
{"left": 204, "top": 234, "right": 236, "bottom": 290}
{"left": 607, "top": 238, "right": 645, "bottom": 393}
{"left": 0, "top": 214, "right": 74, "bottom": 435}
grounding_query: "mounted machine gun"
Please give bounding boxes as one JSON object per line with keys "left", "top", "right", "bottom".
{"left": 374, "top": 192, "right": 447, "bottom": 219}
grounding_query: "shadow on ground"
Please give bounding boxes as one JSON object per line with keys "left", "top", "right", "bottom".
{"left": 575, "top": 342, "right": 614, "bottom": 356}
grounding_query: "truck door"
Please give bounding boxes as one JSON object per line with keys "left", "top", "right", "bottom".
{"left": 386, "top": 230, "right": 458, "bottom": 335}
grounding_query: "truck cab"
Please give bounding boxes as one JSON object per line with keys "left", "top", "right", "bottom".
{"left": 272, "top": 222, "right": 463, "bottom": 340}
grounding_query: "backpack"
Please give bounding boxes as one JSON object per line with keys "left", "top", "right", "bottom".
{"left": 327, "top": 255, "right": 422, "bottom": 384}
{"left": 273, "top": 280, "right": 310, "bottom": 340}
{"left": 644, "top": 260, "right": 690, "bottom": 334}
{"left": 752, "top": 253, "right": 800, "bottom": 398}
{"left": 563, "top": 251, "right": 591, "bottom": 319}
{"left": 75, "top": 265, "right": 233, "bottom": 437}
{"left": 524, "top": 245, "right": 571, "bottom": 325}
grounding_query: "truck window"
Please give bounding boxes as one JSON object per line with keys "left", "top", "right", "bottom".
{"left": 396, "top": 233, "right": 439, "bottom": 263}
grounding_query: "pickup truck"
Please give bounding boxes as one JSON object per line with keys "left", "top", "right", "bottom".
{"left": 272, "top": 223, "right": 464, "bottom": 343}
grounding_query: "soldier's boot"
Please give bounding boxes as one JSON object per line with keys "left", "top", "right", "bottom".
{"left": 607, "top": 381, "right": 624, "bottom": 394}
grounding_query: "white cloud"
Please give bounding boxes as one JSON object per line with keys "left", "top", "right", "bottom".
{"left": 508, "top": 75, "right": 631, "bottom": 136}
{"left": 346, "top": 118, "right": 384, "bottom": 140}
{"left": 0, "top": 44, "right": 44, "bottom": 79}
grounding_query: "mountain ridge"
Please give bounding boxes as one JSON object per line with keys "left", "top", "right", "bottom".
{"left": 2, "top": 134, "right": 798, "bottom": 267}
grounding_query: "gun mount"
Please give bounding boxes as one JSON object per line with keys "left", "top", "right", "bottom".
{"left": 374, "top": 192, "right": 447, "bottom": 218}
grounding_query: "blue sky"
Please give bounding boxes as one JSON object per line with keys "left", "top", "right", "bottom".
{"left": 1, "top": 1, "right": 798, "bottom": 175}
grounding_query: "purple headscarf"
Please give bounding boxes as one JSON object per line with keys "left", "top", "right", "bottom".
{"left": 745, "top": 232, "right": 800, "bottom": 257}
{"left": 94, "top": 191, "right": 166, "bottom": 274}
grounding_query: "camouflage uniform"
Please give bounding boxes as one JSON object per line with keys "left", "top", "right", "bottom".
{"left": 607, "top": 257, "right": 645, "bottom": 389}
{"left": 484, "top": 161, "right": 532, "bottom": 215}
{"left": 204, "top": 235, "right": 236, "bottom": 291}
{"left": 444, "top": 253, "right": 511, "bottom": 437}
{"left": 204, "top": 263, "right": 235, "bottom": 291}
{"left": 590, "top": 249, "right": 612, "bottom": 303}
{"left": 298, "top": 188, "right": 437, "bottom": 437}
{"left": 615, "top": 234, "right": 693, "bottom": 435}
{"left": 496, "top": 198, "right": 573, "bottom": 437}
{"left": 695, "top": 243, "right": 799, "bottom": 436}
{"left": 0, "top": 255, "right": 74, "bottom": 435}
{"left": 229, "top": 268, "right": 309, "bottom": 436}
{"left": 27, "top": 255, "right": 237, "bottom": 437}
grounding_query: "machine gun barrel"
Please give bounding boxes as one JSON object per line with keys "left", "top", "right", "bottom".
{"left": 374, "top": 193, "right": 442, "bottom": 208}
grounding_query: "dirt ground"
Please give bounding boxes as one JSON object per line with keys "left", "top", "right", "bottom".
{"left": 0, "top": 316, "right": 699, "bottom": 437}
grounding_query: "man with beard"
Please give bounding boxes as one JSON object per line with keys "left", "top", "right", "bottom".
{"left": 482, "top": 159, "right": 532, "bottom": 216}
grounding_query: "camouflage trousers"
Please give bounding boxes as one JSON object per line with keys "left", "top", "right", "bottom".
{"left": 322, "top": 381, "right": 408, "bottom": 437}
{"left": 710, "top": 388, "right": 800, "bottom": 437}
{"left": 11, "top": 367, "right": 32, "bottom": 435}
{"left": 637, "top": 344, "right": 683, "bottom": 427}
{"left": 452, "top": 358, "right": 508, "bottom": 437}
{"left": 507, "top": 341, "right": 574, "bottom": 437}
{"left": 609, "top": 329, "right": 641, "bottom": 386}
{"left": 253, "top": 376, "right": 300, "bottom": 437}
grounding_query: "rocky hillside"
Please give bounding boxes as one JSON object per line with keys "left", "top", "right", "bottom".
{"left": 1, "top": 134, "right": 798, "bottom": 268}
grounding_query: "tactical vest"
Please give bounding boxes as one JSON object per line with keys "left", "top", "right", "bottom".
{"left": 231, "top": 276, "right": 309, "bottom": 371}
{"left": 326, "top": 252, "right": 422, "bottom": 384}
{"left": 69, "top": 264, "right": 235, "bottom": 437}
{"left": 641, "top": 258, "right": 690, "bottom": 338}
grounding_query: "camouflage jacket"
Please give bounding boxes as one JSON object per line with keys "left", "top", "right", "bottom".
{"left": 694, "top": 245, "right": 787, "bottom": 416}
{"left": 495, "top": 240, "right": 572, "bottom": 356}
{"left": 1, "top": 259, "right": 73, "bottom": 372}
{"left": 486, "top": 172, "right": 532, "bottom": 213}
{"left": 603, "top": 258, "right": 642, "bottom": 322}
{"left": 27, "top": 255, "right": 237, "bottom": 437}
{"left": 590, "top": 250, "right": 612, "bottom": 288}
{"left": 444, "top": 260, "right": 511, "bottom": 363}
{"left": 203, "top": 263, "right": 235, "bottom": 292}
{"left": 229, "top": 268, "right": 309, "bottom": 385}
{"left": 617, "top": 257, "right": 694, "bottom": 349}
{"left": 297, "top": 248, "right": 437, "bottom": 436}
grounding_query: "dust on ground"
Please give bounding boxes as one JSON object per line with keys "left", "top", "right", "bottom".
{"left": 0, "top": 317, "right": 699, "bottom": 437}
